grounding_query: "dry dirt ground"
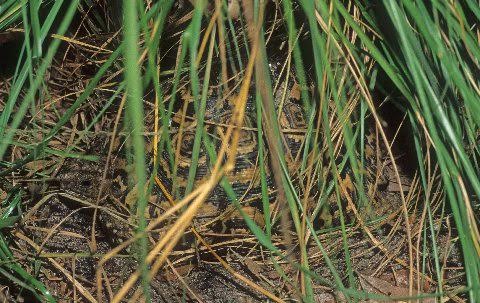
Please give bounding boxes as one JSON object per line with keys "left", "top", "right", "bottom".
{"left": 0, "top": 3, "right": 467, "bottom": 302}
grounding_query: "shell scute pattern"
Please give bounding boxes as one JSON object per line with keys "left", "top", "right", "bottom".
{"left": 160, "top": 67, "right": 308, "bottom": 210}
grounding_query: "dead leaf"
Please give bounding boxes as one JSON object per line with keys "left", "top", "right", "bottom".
{"left": 0, "top": 189, "right": 6, "bottom": 200}
{"left": 125, "top": 183, "right": 139, "bottom": 209}
{"left": 228, "top": 0, "right": 240, "bottom": 20}
{"left": 339, "top": 173, "right": 355, "bottom": 202}
{"left": 365, "top": 144, "right": 375, "bottom": 158}
{"left": 229, "top": 206, "right": 265, "bottom": 228}
{"left": 181, "top": 88, "right": 193, "bottom": 102}
{"left": 358, "top": 273, "right": 437, "bottom": 303}
{"left": 125, "top": 181, "right": 150, "bottom": 210}
{"left": 314, "top": 292, "right": 336, "bottom": 303}
{"left": 25, "top": 160, "right": 51, "bottom": 172}
{"left": 290, "top": 82, "right": 301, "bottom": 100}
{"left": 387, "top": 181, "right": 411, "bottom": 192}
{"left": 244, "top": 257, "right": 263, "bottom": 277}
{"left": 164, "top": 264, "right": 194, "bottom": 281}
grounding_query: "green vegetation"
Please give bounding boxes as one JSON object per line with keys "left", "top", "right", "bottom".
{"left": 0, "top": 0, "right": 478, "bottom": 302}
